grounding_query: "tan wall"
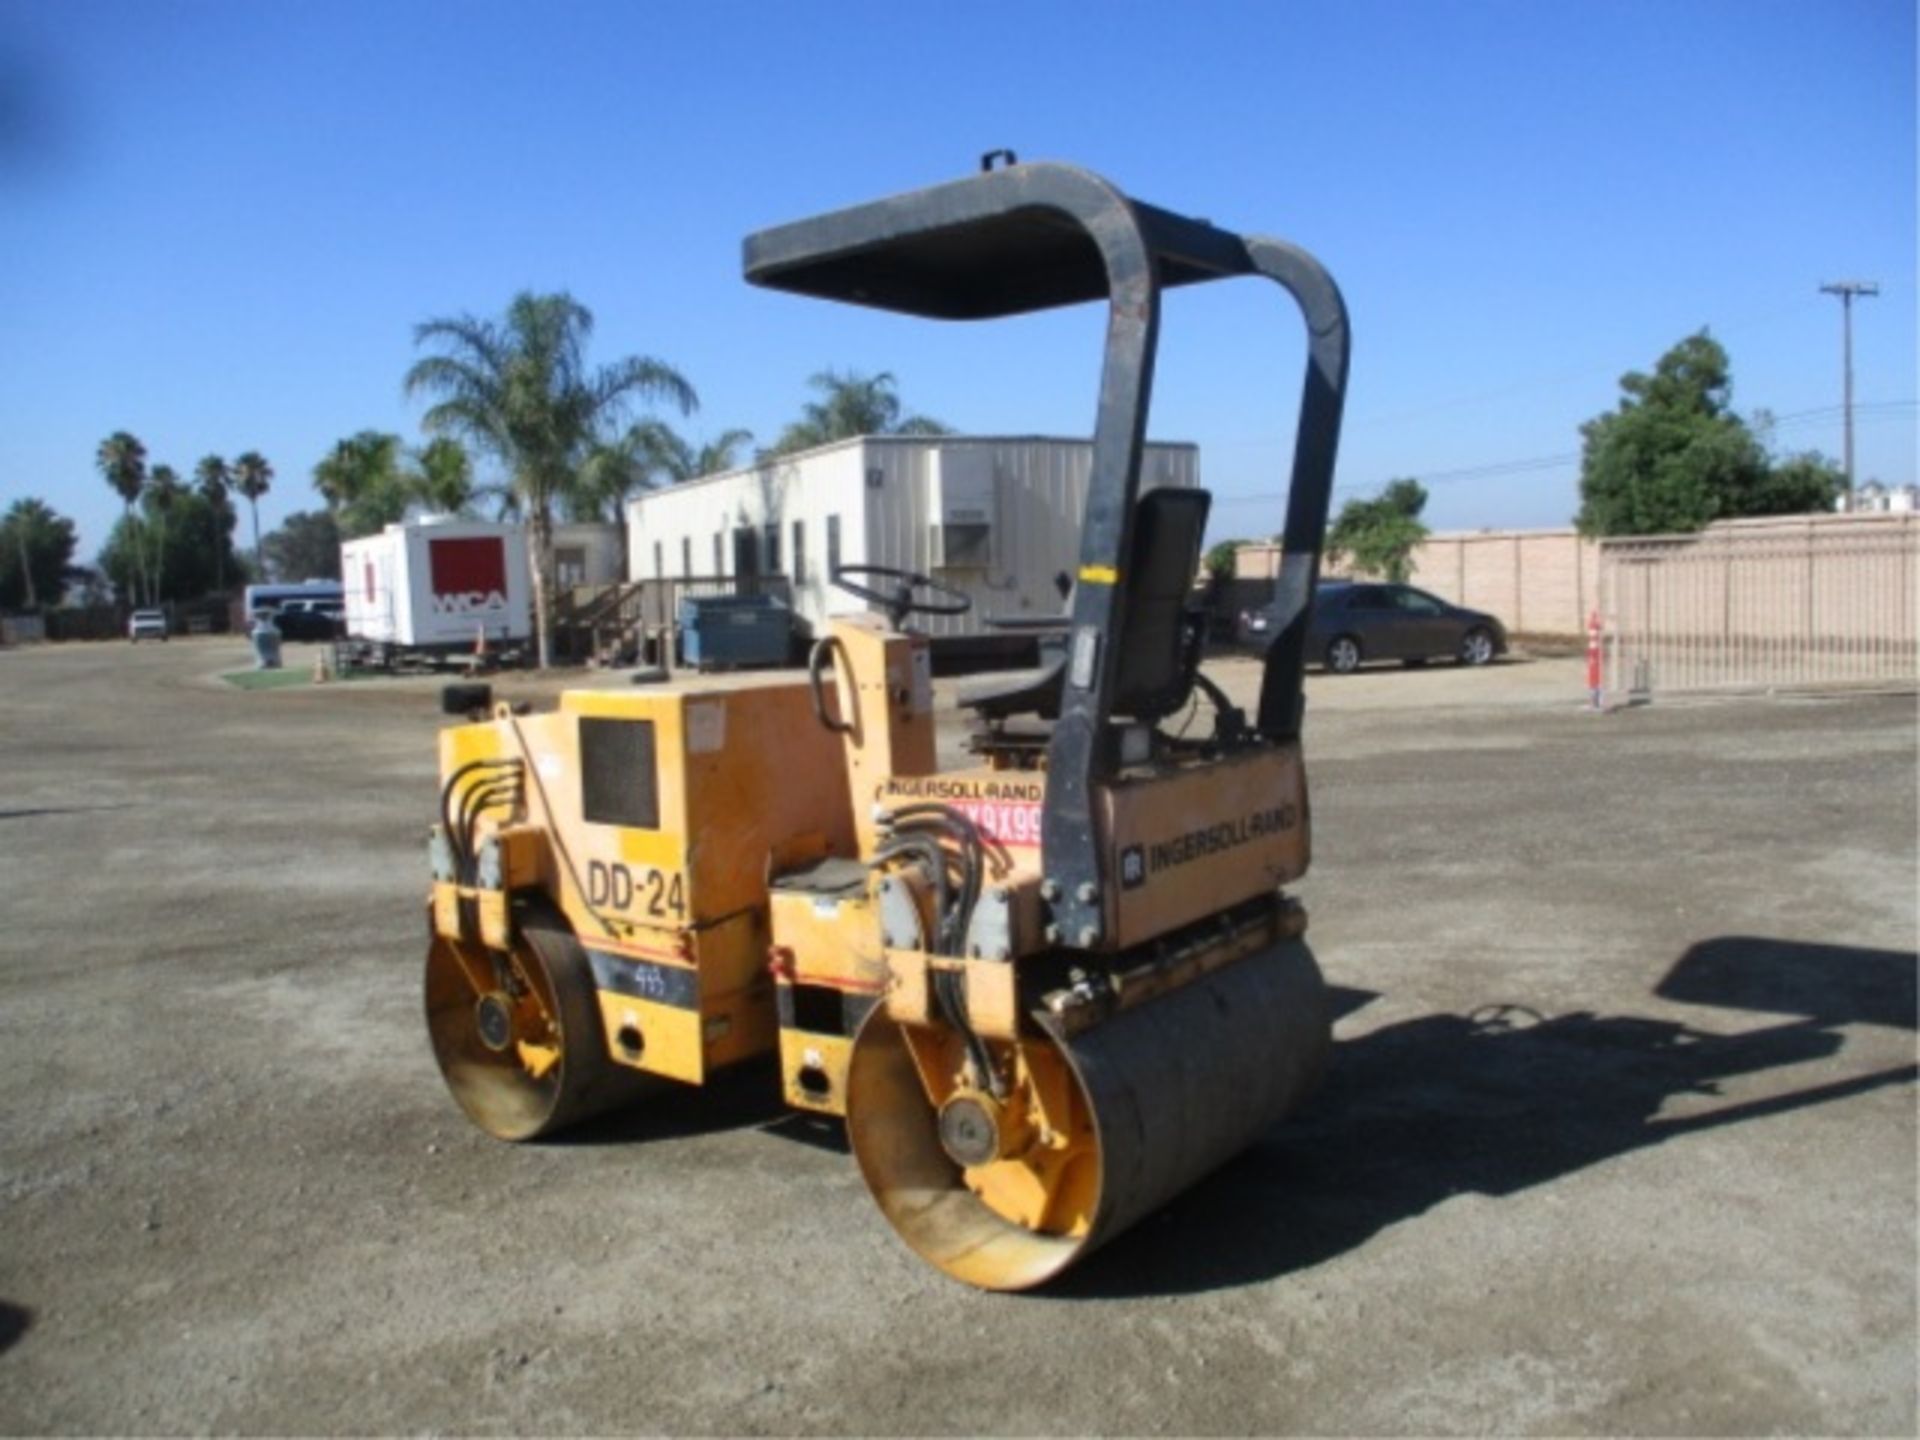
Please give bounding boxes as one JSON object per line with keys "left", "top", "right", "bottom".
{"left": 1234, "top": 512, "right": 1918, "bottom": 643}
{"left": 1234, "top": 527, "right": 1601, "bottom": 636}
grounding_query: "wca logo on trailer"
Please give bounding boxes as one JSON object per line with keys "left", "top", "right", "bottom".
{"left": 427, "top": 537, "right": 509, "bottom": 614}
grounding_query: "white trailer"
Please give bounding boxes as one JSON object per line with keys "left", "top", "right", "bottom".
{"left": 623, "top": 436, "right": 1197, "bottom": 643}
{"left": 341, "top": 517, "right": 533, "bottom": 661}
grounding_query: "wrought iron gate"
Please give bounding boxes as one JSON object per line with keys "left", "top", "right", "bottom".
{"left": 1600, "top": 515, "right": 1918, "bottom": 698}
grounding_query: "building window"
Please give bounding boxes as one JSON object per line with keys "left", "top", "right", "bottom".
{"left": 554, "top": 546, "right": 588, "bottom": 591}
{"left": 713, "top": 533, "right": 724, "bottom": 575}
{"left": 653, "top": 541, "right": 663, "bottom": 579}
{"left": 827, "top": 513, "right": 842, "bottom": 580}
{"left": 791, "top": 521, "right": 805, "bottom": 586}
{"left": 681, "top": 537, "right": 691, "bottom": 578}
{"left": 763, "top": 523, "right": 780, "bottom": 574}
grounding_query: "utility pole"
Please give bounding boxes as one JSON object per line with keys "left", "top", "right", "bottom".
{"left": 1819, "top": 279, "right": 1879, "bottom": 501}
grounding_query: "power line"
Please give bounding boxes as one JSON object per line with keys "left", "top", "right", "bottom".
{"left": 1208, "top": 398, "right": 1916, "bottom": 509}
{"left": 1340, "top": 295, "right": 1818, "bottom": 431}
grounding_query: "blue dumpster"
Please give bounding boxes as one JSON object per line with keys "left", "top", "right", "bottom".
{"left": 677, "top": 593, "right": 793, "bottom": 671}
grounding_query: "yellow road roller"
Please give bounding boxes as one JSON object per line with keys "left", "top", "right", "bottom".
{"left": 423, "top": 158, "right": 1351, "bottom": 1290}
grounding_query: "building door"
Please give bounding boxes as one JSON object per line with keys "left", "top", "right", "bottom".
{"left": 733, "top": 528, "right": 759, "bottom": 580}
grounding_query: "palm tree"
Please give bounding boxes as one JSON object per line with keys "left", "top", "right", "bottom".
{"left": 572, "top": 425, "right": 665, "bottom": 524}
{"left": 571, "top": 421, "right": 756, "bottom": 523}
{"left": 95, "top": 431, "right": 148, "bottom": 605}
{"left": 195, "top": 455, "right": 232, "bottom": 592}
{"left": 144, "top": 464, "right": 183, "bottom": 604}
{"left": 313, "top": 431, "right": 404, "bottom": 511}
{"left": 232, "top": 451, "right": 273, "bottom": 576}
{"left": 314, "top": 431, "right": 411, "bottom": 537}
{"left": 409, "top": 436, "right": 475, "bottom": 515}
{"left": 770, "top": 370, "right": 949, "bottom": 456}
{"left": 676, "top": 427, "right": 755, "bottom": 481}
{"left": 405, "top": 291, "right": 697, "bottom": 667}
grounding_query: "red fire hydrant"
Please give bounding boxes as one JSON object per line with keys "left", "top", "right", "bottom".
{"left": 1586, "top": 609, "right": 1604, "bottom": 710}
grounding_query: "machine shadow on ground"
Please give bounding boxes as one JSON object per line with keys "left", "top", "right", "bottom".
{"left": 555, "top": 1059, "right": 789, "bottom": 1147}
{"left": 0, "top": 1303, "right": 31, "bottom": 1357}
{"left": 1054, "top": 937, "right": 1918, "bottom": 1300}
{"left": 0, "top": 805, "right": 134, "bottom": 821}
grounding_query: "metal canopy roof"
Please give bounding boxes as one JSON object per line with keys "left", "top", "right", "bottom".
{"left": 742, "top": 163, "right": 1258, "bottom": 320}
{"left": 739, "top": 159, "right": 1352, "bottom": 946}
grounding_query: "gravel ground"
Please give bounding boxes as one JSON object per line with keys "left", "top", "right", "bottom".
{"left": 0, "top": 638, "right": 1913, "bottom": 1435}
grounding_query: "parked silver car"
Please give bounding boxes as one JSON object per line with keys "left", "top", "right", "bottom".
{"left": 128, "top": 608, "right": 169, "bottom": 642}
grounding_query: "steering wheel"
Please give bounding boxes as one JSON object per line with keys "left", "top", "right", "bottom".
{"left": 831, "top": 565, "right": 972, "bottom": 628}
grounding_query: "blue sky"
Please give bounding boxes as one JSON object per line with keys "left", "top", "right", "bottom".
{"left": 2, "top": 0, "right": 1912, "bottom": 557}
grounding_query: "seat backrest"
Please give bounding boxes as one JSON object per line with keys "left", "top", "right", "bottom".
{"left": 1111, "top": 488, "right": 1211, "bottom": 719}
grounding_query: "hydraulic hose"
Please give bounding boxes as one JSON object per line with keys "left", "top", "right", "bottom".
{"left": 871, "top": 821, "right": 1002, "bottom": 1099}
{"left": 438, "top": 758, "right": 519, "bottom": 879}
{"left": 457, "top": 778, "right": 525, "bottom": 882}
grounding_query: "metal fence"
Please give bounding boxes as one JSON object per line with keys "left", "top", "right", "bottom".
{"left": 1600, "top": 514, "right": 1919, "bottom": 697}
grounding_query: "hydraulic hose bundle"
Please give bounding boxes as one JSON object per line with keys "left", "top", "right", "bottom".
{"left": 438, "top": 758, "right": 524, "bottom": 884}
{"left": 870, "top": 802, "right": 1003, "bottom": 1099}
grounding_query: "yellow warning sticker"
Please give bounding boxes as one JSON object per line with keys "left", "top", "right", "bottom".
{"left": 1078, "top": 564, "right": 1119, "bottom": 585}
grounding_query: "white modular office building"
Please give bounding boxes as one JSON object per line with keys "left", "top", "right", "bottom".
{"left": 624, "top": 435, "right": 1198, "bottom": 639}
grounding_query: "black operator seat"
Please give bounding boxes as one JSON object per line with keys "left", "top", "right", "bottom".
{"left": 959, "top": 487, "right": 1212, "bottom": 724}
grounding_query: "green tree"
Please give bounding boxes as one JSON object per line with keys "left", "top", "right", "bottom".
{"left": 1573, "top": 331, "right": 1837, "bottom": 536}
{"left": 665, "top": 426, "right": 755, "bottom": 482}
{"left": 405, "top": 291, "right": 697, "bottom": 667}
{"left": 144, "top": 464, "right": 184, "bottom": 605}
{"left": 571, "top": 425, "right": 662, "bottom": 524}
{"left": 571, "top": 422, "right": 755, "bottom": 523}
{"left": 1326, "top": 478, "right": 1429, "bottom": 582}
{"left": 95, "top": 430, "right": 148, "bottom": 604}
{"left": 1203, "top": 538, "right": 1249, "bottom": 581}
{"left": 194, "top": 455, "right": 234, "bottom": 593}
{"left": 769, "top": 370, "right": 949, "bottom": 456}
{"left": 0, "top": 498, "right": 78, "bottom": 610}
{"left": 314, "top": 431, "right": 413, "bottom": 537}
{"left": 97, "top": 492, "right": 243, "bottom": 603}
{"left": 261, "top": 510, "right": 343, "bottom": 582}
{"left": 1759, "top": 451, "right": 1847, "bottom": 514}
{"left": 312, "top": 432, "right": 476, "bottom": 535}
{"left": 232, "top": 451, "right": 274, "bottom": 572}
{"left": 410, "top": 436, "right": 475, "bottom": 515}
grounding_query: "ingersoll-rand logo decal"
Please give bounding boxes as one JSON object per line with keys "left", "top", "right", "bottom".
{"left": 881, "top": 775, "right": 1044, "bottom": 847}
{"left": 427, "top": 536, "right": 509, "bottom": 615}
{"left": 1121, "top": 803, "right": 1299, "bottom": 889}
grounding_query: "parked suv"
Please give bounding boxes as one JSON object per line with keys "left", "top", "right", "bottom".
{"left": 1241, "top": 581, "right": 1507, "bottom": 672}
{"left": 128, "top": 608, "right": 169, "bottom": 642}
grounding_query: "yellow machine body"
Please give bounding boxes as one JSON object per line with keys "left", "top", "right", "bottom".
{"left": 425, "top": 612, "right": 1328, "bottom": 1289}
{"left": 421, "top": 162, "right": 1352, "bottom": 1291}
{"left": 428, "top": 678, "right": 854, "bottom": 1102}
